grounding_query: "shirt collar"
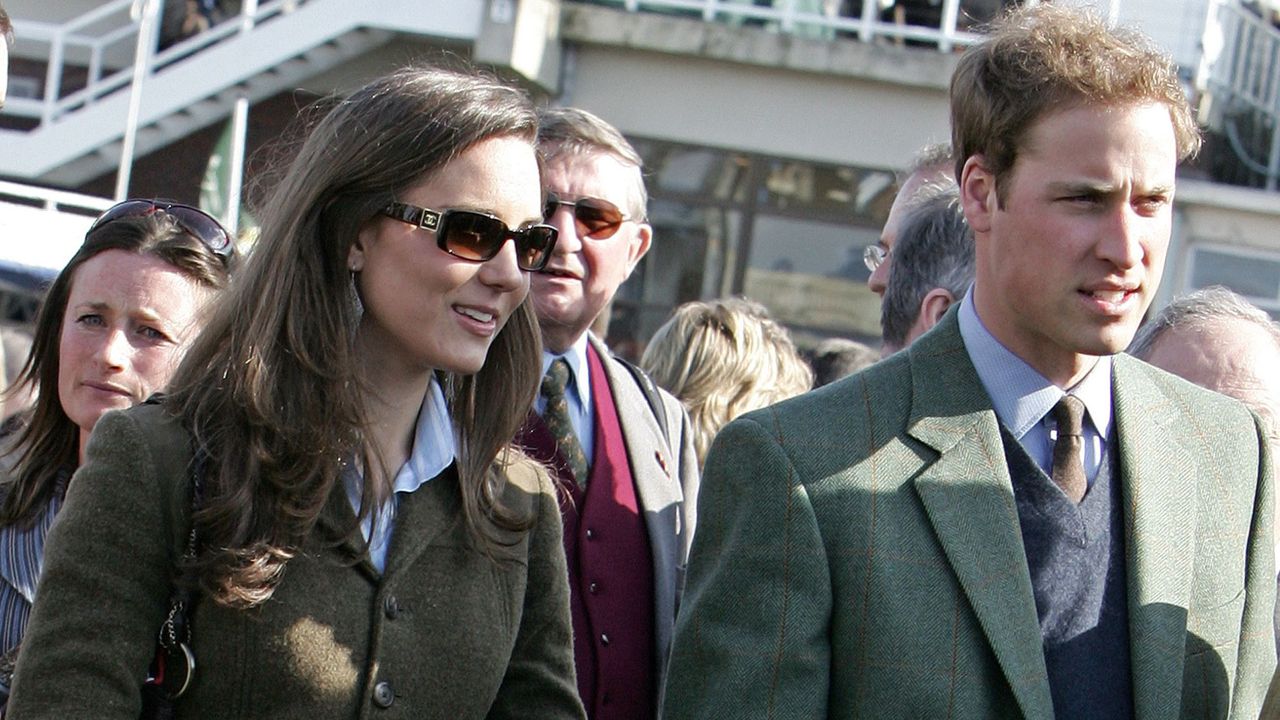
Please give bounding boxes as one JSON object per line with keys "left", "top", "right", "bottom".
{"left": 390, "top": 375, "right": 455, "bottom": 494}
{"left": 958, "top": 289, "right": 1113, "bottom": 440}
{"left": 541, "top": 333, "right": 591, "bottom": 406}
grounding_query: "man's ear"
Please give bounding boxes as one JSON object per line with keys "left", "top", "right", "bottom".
{"left": 623, "top": 222, "right": 653, "bottom": 278}
{"left": 919, "top": 288, "right": 956, "bottom": 331}
{"left": 905, "top": 288, "right": 957, "bottom": 347}
{"left": 960, "top": 155, "right": 996, "bottom": 234}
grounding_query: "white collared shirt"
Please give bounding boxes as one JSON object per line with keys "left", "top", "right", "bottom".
{"left": 958, "top": 290, "right": 1113, "bottom": 484}
{"left": 535, "top": 334, "right": 595, "bottom": 472}
{"left": 344, "top": 376, "right": 456, "bottom": 572}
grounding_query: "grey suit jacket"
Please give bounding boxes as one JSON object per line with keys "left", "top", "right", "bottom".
{"left": 663, "top": 311, "right": 1275, "bottom": 720}
{"left": 588, "top": 333, "right": 700, "bottom": 694}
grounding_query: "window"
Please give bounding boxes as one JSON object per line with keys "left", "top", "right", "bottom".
{"left": 1188, "top": 244, "right": 1280, "bottom": 319}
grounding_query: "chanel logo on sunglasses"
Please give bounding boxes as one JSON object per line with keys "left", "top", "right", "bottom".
{"left": 381, "top": 202, "right": 558, "bottom": 272}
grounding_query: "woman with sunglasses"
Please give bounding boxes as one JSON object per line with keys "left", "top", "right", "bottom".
{"left": 0, "top": 201, "right": 236, "bottom": 706}
{"left": 7, "top": 64, "right": 583, "bottom": 720}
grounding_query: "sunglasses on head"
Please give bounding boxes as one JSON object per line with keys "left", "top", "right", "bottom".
{"left": 543, "top": 192, "right": 635, "bottom": 240}
{"left": 88, "top": 199, "right": 236, "bottom": 260}
{"left": 381, "top": 202, "right": 558, "bottom": 272}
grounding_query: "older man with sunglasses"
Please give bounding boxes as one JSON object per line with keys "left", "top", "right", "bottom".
{"left": 515, "top": 106, "right": 699, "bottom": 720}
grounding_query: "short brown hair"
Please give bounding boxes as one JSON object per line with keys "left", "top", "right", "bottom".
{"left": 538, "top": 106, "right": 648, "bottom": 220}
{"left": 950, "top": 4, "right": 1200, "bottom": 200}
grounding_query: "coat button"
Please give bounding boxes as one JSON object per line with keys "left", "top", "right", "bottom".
{"left": 600, "top": 633, "right": 610, "bottom": 646}
{"left": 588, "top": 581, "right": 599, "bottom": 594}
{"left": 372, "top": 681, "right": 394, "bottom": 708}
{"left": 585, "top": 528, "right": 595, "bottom": 540}
{"left": 383, "top": 595, "right": 400, "bottom": 620}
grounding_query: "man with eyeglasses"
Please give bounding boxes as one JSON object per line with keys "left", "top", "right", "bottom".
{"left": 665, "top": 5, "right": 1274, "bottom": 719}
{"left": 878, "top": 183, "right": 974, "bottom": 357}
{"left": 516, "top": 106, "right": 699, "bottom": 720}
{"left": 865, "top": 142, "right": 954, "bottom": 297}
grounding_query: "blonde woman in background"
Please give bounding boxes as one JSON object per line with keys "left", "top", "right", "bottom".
{"left": 640, "top": 298, "right": 811, "bottom": 469}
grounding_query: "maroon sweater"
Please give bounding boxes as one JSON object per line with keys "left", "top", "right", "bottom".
{"left": 516, "top": 344, "right": 656, "bottom": 719}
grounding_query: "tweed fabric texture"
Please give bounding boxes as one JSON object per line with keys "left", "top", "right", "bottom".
{"left": 8, "top": 403, "right": 585, "bottom": 720}
{"left": 543, "top": 359, "right": 590, "bottom": 489}
{"left": 662, "top": 309, "right": 1275, "bottom": 720}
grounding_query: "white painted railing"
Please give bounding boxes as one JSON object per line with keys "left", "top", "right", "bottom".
{"left": 5, "top": 0, "right": 308, "bottom": 124}
{"left": 1197, "top": 0, "right": 1280, "bottom": 189}
{"left": 579, "top": 0, "right": 996, "bottom": 51}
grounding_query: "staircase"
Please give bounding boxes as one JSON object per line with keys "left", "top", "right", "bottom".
{"left": 1196, "top": 0, "right": 1280, "bottom": 190}
{"left": 0, "top": 0, "right": 484, "bottom": 186}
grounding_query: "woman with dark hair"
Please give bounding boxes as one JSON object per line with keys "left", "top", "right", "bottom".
{"left": 7, "top": 64, "right": 582, "bottom": 719}
{"left": 0, "top": 201, "right": 236, "bottom": 702}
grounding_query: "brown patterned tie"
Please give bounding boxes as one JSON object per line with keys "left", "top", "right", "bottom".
{"left": 541, "top": 359, "right": 589, "bottom": 489}
{"left": 1050, "top": 394, "right": 1087, "bottom": 503}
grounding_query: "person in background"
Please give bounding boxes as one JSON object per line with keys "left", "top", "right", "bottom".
{"left": 865, "top": 142, "right": 954, "bottom": 297}
{"left": 8, "top": 65, "right": 584, "bottom": 719}
{"left": 878, "top": 183, "right": 974, "bottom": 356}
{"left": 664, "top": 5, "right": 1274, "bottom": 718}
{"left": 640, "top": 297, "right": 812, "bottom": 470}
{"left": 517, "top": 105, "right": 698, "bottom": 720}
{"left": 1129, "top": 286, "right": 1279, "bottom": 444}
{"left": 807, "top": 337, "right": 878, "bottom": 388}
{"left": 0, "top": 201, "right": 237, "bottom": 706}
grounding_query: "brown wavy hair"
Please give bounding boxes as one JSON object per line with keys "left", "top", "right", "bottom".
{"left": 0, "top": 212, "right": 234, "bottom": 529}
{"left": 165, "top": 64, "right": 544, "bottom": 608}
{"left": 950, "top": 3, "right": 1201, "bottom": 205}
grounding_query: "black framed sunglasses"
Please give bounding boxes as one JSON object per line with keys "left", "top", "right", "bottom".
{"left": 543, "top": 192, "right": 635, "bottom": 240}
{"left": 381, "top": 202, "right": 558, "bottom": 272}
{"left": 87, "top": 199, "right": 235, "bottom": 260}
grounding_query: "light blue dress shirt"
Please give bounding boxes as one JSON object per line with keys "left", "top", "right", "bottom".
{"left": 535, "top": 334, "right": 595, "bottom": 473}
{"left": 344, "top": 376, "right": 455, "bottom": 573}
{"left": 957, "top": 291, "right": 1113, "bottom": 485}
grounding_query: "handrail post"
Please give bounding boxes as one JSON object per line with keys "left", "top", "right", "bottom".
{"left": 42, "top": 30, "right": 65, "bottom": 124}
{"left": 858, "top": 0, "right": 878, "bottom": 42}
{"left": 939, "top": 0, "right": 959, "bottom": 53}
{"left": 241, "top": 0, "right": 260, "bottom": 33}
{"left": 116, "top": 0, "right": 162, "bottom": 201}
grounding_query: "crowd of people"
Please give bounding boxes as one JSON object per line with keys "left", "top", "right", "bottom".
{"left": 2, "top": 1, "right": 1280, "bottom": 719}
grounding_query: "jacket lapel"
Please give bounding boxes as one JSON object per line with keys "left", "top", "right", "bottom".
{"left": 905, "top": 313, "right": 1055, "bottom": 720}
{"left": 1112, "top": 355, "right": 1197, "bottom": 720}
{"left": 314, "top": 480, "right": 379, "bottom": 580}
{"left": 381, "top": 466, "right": 461, "bottom": 582}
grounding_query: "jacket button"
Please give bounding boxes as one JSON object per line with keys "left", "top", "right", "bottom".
{"left": 588, "top": 581, "right": 599, "bottom": 594}
{"left": 373, "top": 681, "right": 394, "bottom": 708}
{"left": 383, "top": 595, "right": 400, "bottom": 620}
{"left": 585, "top": 528, "right": 595, "bottom": 540}
{"left": 600, "top": 633, "right": 610, "bottom": 646}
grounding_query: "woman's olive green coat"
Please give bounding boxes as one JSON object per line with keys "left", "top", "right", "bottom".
{"left": 8, "top": 403, "right": 584, "bottom": 720}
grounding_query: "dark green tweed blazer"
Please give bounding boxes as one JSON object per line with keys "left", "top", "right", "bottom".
{"left": 663, "top": 310, "right": 1275, "bottom": 720}
{"left": 7, "top": 403, "right": 585, "bottom": 720}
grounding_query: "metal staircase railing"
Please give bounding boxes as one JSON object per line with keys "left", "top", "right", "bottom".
{"left": 1, "top": 0, "right": 483, "bottom": 186}
{"left": 1196, "top": 0, "right": 1280, "bottom": 190}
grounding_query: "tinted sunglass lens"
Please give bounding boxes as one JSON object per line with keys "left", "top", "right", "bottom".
{"left": 89, "top": 200, "right": 154, "bottom": 234}
{"left": 169, "top": 206, "right": 232, "bottom": 256}
{"left": 440, "top": 212, "right": 506, "bottom": 262}
{"left": 518, "top": 226, "right": 558, "bottom": 271}
{"left": 576, "top": 199, "right": 624, "bottom": 239}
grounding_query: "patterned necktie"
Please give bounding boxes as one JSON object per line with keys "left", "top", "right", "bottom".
{"left": 541, "top": 359, "right": 589, "bottom": 489}
{"left": 1050, "top": 394, "right": 1087, "bottom": 503}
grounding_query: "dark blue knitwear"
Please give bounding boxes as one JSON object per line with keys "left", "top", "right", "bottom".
{"left": 1001, "top": 426, "right": 1132, "bottom": 720}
